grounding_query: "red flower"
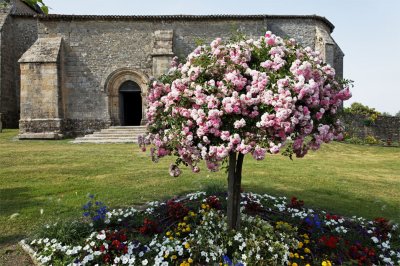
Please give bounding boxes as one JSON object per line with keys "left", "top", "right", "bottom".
{"left": 167, "top": 200, "right": 189, "bottom": 220}
{"left": 100, "top": 244, "right": 106, "bottom": 252}
{"left": 120, "top": 234, "right": 127, "bottom": 242}
{"left": 289, "top": 196, "right": 304, "bottom": 209}
{"left": 112, "top": 239, "right": 121, "bottom": 248}
{"left": 139, "top": 218, "right": 160, "bottom": 235}
{"left": 373, "top": 217, "right": 391, "bottom": 240}
{"left": 103, "top": 254, "right": 111, "bottom": 263}
{"left": 326, "top": 213, "right": 341, "bottom": 220}
{"left": 320, "top": 235, "right": 339, "bottom": 249}
{"left": 206, "top": 196, "right": 221, "bottom": 209}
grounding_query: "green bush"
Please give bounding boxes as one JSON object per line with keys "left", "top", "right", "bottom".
{"left": 344, "top": 102, "right": 380, "bottom": 125}
{"left": 365, "top": 135, "right": 380, "bottom": 145}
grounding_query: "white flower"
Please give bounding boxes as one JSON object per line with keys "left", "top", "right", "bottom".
{"left": 142, "top": 259, "right": 148, "bottom": 265}
{"left": 96, "top": 233, "right": 106, "bottom": 240}
{"left": 371, "top": 236, "right": 379, "bottom": 243}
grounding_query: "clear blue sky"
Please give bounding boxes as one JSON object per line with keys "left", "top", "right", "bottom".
{"left": 45, "top": 0, "right": 400, "bottom": 114}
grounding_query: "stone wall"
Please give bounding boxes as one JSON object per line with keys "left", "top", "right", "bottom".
{"left": 26, "top": 15, "right": 340, "bottom": 136}
{"left": 342, "top": 114, "right": 400, "bottom": 143}
{"left": 0, "top": 5, "right": 15, "bottom": 127}
{"left": 0, "top": 0, "right": 37, "bottom": 128}
{"left": 1, "top": 14, "right": 343, "bottom": 136}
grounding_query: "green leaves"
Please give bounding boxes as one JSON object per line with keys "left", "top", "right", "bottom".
{"left": 23, "top": 0, "right": 49, "bottom": 14}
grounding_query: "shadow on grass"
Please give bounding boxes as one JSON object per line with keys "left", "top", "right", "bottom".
{"left": 242, "top": 183, "right": 400, "bottom": 223}
{"left": 173, "top": 182, "right": 400, "bottom": 223}
{"left": 0, "top": 187, "right": 43, "bottom": 217}
{"left": 0, "top": 234, "right": 26, "bottom": 246}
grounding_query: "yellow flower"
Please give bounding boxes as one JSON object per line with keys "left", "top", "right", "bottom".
{"left": 300, "top": 256, "right": 304, "bottom": 260}
{"left": 201, "top": 204, "right": 207, "bottom": 209}
{"left": 188, "top": 258, "right": 193, "bottom": 263}
{"left": 184, "top": 242, "right": 190, "bottom": 249}
{"left": 306, "top": 264, "right": 311, "bottom": 266}
{"left": 304, "top": 239, "right": 310, "bottom": 244}
{"left": 303, "top": 233, "right": 309, "bottom": 239}
{"left": 184, "top": 216, "right": 189, "bottom": 221}
{"left": 186, "top": 226, "right": 191, "bottom": 232}
{"left": 171, "top": 255, "right": 177, "bottom": 260}
{"left": 294, "top": 253, "right": 299, "bottom": 258}
{"left": 304, "top": 248, "right": 311, "bottom": 254}
{"left": 289, "top": 252, "right": 294, "bottom": 258}
{"left": 166, "top": 231, "right": 171, "bottom": 236}
{"left": 189, "top": 211, "right": 196, "bottom": 217}
{"left": 322, "top": 260, "right": 332, "bottom": 266}
{"left": 169, "top": 236, "right": 174, "bottom": 240}
{"left": 176, "top": 232, "right": 181, "bottom": 236}
{"left": 292, "top": 263, "right": 298, "bottom": 266}
{"left": 298, "top": 242, "right": 304, "bottom": 248}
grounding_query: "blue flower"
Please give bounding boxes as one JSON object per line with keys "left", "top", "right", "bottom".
{"left": 84, "top": 201, "right": 93, "bottom": 209}
{"left": 223, "top": 255, "right": 233, "bottom": 265}
{"left": 222, "top": 255, "right": 243, "bottom": 266}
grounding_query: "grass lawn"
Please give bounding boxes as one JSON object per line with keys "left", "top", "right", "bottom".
{"left": 0, "top": 129, "right": 399, "bottom": 248}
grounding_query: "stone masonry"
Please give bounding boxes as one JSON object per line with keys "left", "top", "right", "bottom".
{"left": 342, "top": 114, "right": 400, "bottom": 143}
{"left": 0, "top": 0, "right": 344, "bottom": 138}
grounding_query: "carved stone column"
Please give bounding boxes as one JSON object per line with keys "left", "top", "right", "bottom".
{"left": 141, "top": 92, "right": 148, "bottom": 125}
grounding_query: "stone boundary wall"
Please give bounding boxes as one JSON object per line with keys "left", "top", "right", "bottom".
{"left": 342, "top": 114, "right": 400, "bottom": 143}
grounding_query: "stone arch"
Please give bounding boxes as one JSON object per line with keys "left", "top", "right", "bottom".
{"left": 104, "top": 68, "right": 149, "bottom": 126}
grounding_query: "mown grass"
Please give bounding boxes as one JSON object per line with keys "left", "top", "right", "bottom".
{"left": 0, "top": 129, "right": 399, "bottom": 246}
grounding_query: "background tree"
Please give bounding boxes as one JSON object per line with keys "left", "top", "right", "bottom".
{"left": 344, "top": 102, "right": 380, "bottom": 116}
{"left": 381, "top": 112, "right": 392, "bottom": 117}
{"left": 396, "top": 111, "right": 400, "bottom": 117}
{"left": 23, "top": 0, "right": 48, "bottom": 14}
{"left": 140, "top": 32, "right": 352, "bottom": 229}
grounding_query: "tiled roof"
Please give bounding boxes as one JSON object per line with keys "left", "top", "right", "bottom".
{"left": 12, "top": 14, "right": 335, "bottom": 32}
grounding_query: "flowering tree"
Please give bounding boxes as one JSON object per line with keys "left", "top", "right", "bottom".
{"left": 139, "top": 31, "right": 352, "bottom": 230}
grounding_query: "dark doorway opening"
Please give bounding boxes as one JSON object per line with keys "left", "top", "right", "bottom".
{"left": 119, "top": 81, "right": 142, "bottom": 126}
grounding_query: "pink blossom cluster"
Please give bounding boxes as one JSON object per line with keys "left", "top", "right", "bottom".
{"left": 140, "top": 31, "right": 351, "bottom": 175}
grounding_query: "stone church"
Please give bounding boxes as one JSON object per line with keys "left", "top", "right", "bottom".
{"left": 0, "top": 0, "right": 343, "bottom": 139}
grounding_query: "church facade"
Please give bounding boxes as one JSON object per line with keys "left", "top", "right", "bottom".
{"left": 0, "top": 0, "right": 344, "bottom": 139}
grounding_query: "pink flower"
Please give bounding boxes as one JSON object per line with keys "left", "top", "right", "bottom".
{"left": 233, "top": 118, "right": 246, "bottom": 129}
{"left": 169, "top": 164, "right": 181, "bottom": 177}
{"left": 144, "top": 31, "right": 352, "bottom": 174}
{"left": 252, "top": 146, "right": 267, "bottom": 160}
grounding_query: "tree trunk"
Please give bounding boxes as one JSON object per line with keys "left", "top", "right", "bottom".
{"left": 227, "top": 152, "right": 244, "bottom": 230}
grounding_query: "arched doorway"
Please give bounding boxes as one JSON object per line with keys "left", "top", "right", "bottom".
{"left": 119, "top": 81, "right": 142, "bottom": 126}
{"left": 104, "top": 68, "right": 148, "bottom": 126}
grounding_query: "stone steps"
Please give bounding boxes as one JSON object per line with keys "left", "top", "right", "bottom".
{"left": 72, "top": 126, "right": 147, "bottom": 144}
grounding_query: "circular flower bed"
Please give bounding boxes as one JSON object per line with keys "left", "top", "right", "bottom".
{"left": 29, "top": 191, "right": 400, "bottom": 265}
